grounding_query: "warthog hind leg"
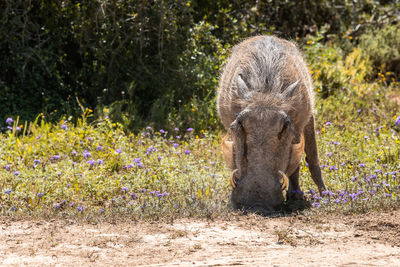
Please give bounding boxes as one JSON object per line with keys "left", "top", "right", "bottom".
{"left": 304, "top": 115, "right": 327, "bottom": 194}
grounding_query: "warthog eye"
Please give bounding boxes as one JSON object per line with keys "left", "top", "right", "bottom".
{"left": 278, "top": 118, "right": 290, "bottom": 140}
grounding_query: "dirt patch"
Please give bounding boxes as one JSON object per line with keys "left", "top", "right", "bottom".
{"left": 1, "top": 209, "right": 400, "bottom": 266}
{"left": 347, "top": 209, "right": 400, "bottom": 247}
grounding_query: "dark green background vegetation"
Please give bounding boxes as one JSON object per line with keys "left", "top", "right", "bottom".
{"left": 1, "top": 0, "right": 399, "bottom": 131}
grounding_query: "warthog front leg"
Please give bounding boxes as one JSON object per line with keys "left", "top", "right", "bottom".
{"left": 304, "top": 115, "right": 327, "bottom": 194}
{"left": 287, "top": 167, "right": 304, "bottom": 200}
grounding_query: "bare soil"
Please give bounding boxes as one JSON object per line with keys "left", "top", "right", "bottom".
{"left": 1, "top": 209, "right": 400, "bottom": 266}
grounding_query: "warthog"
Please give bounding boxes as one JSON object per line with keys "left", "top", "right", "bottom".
{"left": 217, "top": 35, "right": 326, "bottom": 212}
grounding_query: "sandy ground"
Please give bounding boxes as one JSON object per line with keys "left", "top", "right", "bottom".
{"left": 1, "top": 209, "right": 400, "bottom": 266}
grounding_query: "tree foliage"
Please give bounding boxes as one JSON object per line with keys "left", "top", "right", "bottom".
{"left": 0, "top": 0, "right": 398, "bottom": 131}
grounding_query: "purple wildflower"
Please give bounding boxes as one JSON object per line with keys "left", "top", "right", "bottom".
{"left": 61, "top": 124, "right": 67, "bottom": 130}
{"left": 37, "top": 193, "right": 44, "bottom": 198}
{"left": 71, "top": 150, "right": 78, "bottom": 156}
{"left": 87, "top": 160, "right": 95, "bottom": 166}
{"left": 186, "top": 128, "right": 194, "bottom": 132}
{"left": 14, "top": 171, "right": 20, "bottom": 176}
{"left": 83, "top": 150, "right": 91, "bottom": 159}
{"left": 395, "top": 115, "right": 400, "bottom": 127}
{"left": 174, "top": 128, "right": 179, "bottom": 131}
{"left": 325, "top": 122, "right": 332, "bottom": 126}
{"left": 116, "top": 148, "right": 122, "bottom": 154}
{"left": 349, "top": 193, "right": 357, "bottom": 201}
{"left": 5, "top": 164, "right": 11, "bottom": 171}
{"left": 97, "top": 145, "right": 103, "bottom": 151}
{"left": 156, "top": 192, "right": 169, "bottom": 198}
{"left": 184, "top": 150, "right": 191, "bottom": 155}
{"left": 359, "top": 163, "right": 366, "bottom": 168}
{"left": 146, "top": 147, "right": 158, "bottom": 154}
{"left": 121, "top": 187, "right": 129, "bottom": 193}
{"left": 97, "top": 159, "right": 104, "bottom": 165}
{"left": 329, "top": 166, "right": 338, "bottom": 171}
{"left": 125, "top": 164, "right": 134, "bottom": 169}
{"left": 5, "top": 189, "right": 12, "bottom": 194}
{"left": 77, "top": 206, "right": 83, "bottom": 212}
{"left": 34, "top": 159, "right": 40, "bottom": 165}
{"left": 312, "top": 202, "right": 320, "bottom": 207}
{"left": 6, "top": 117, "right": 13, "bottom": 124}
{"left": 51, "top": 155, "right": 61, "bottom": 161}
{"left": 131, "top": 193, "right": 137, "bottom": 200}
{"left": 159, "top": 129, "right": 165, "bottom": 134}
{"left": 322, "top": 190, "right": 334, "bottom": 197}
{"left": 172, "top": 143, "right": 179, "bottom": 148}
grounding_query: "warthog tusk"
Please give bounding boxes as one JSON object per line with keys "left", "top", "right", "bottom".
{"left": 230, "top": 175, "right": 236, "bottom": 188}
{"left": 230, "top": 169, "right": 240, "bottom": 189}
{"left": 279, "top": 171, "right": 289, "bottom": 191}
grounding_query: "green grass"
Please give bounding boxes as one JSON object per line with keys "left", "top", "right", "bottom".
{"left": 1, "top": 92, "right": 399, "bottom": 221}
{"left": 0, "top": 110, "right": 232, "bottom": 221}
{"left": 1, "top": 35, "right": 400, "bottom": 221}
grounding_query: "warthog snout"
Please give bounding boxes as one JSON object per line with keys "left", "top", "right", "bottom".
{"left": 230, "top": 171, "right": 287, "bottom": 212}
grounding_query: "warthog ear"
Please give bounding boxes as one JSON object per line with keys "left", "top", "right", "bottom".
{"left": 282, "top": 80, "right": 299, "bottom": 99}
{"left": 230, "top": 111, "right": 248, "bottom": 179}
{"left": 237, "top": 74, "right": 250, "bottom": 98}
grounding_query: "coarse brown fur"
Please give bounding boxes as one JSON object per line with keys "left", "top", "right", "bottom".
{"left": 217, "top": 35, "right": 326, "bottom": 213}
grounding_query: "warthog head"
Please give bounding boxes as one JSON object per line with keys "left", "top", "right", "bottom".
{"left": 225, "top": 81, "right": 301, "bottom": 213}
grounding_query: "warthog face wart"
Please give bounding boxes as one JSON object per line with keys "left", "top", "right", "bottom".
{"left": 217, "top": 36, "right": 326, "bottom": 213}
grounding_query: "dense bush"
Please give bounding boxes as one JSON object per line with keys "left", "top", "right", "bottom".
{"left": 1, "top": 0, "right": 399, "bottom": 131}
{"left": 359, "top": 22, "right": 400, "bottom": 80}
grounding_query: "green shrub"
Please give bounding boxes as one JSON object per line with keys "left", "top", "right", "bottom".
{"left": 303, "top": 28, "right": 373, "bottom": 98}
{"left": 359, "top": 22, "right": 400, "bottom": 80}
